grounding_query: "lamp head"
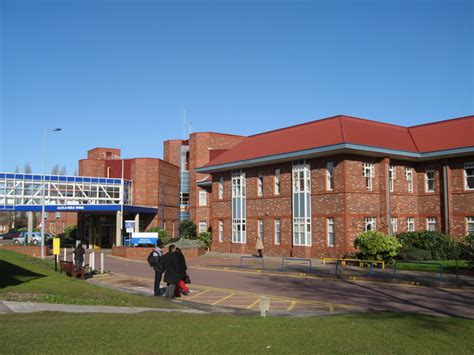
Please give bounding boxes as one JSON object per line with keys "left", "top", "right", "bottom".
{"left": 52, "top": 128, "right": 62, "bottom": 131}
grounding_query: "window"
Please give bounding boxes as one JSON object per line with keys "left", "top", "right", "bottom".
{"left": 258, "top": 219, "right": 264, "bottom": 241}
{"left": 425, "top": 166, "right": 435, "bottom": 192}
{"left": 407, "top": 217, "right": 415, "bottom": 232}
{"left": 292, "top": 160, "right": 311, "bottom": 246}
{"left": 55, "top": 212, "right": 61, "bottom": 220}
{"left": 44, "top": 212, "right": 49, "bottom": 219}
{"left": 426, "top": 217, "right": 436, "bottom": 232}
{"left": 219, "top": 220, "right": 224, "bottom": 242}
{"left": 274, "top": 169, "right": 281, "bottom": 195}
{"left": 405, "top": 168, "right": 414, "bottom": 193}
{"left": 257, "top": 171, "right": 263, "bottom": 197}
{"left": 363, "top": 163, "right": 375, "bottom": 190}
{"left": 274, "top": 219, "right": 281, "bottom": 245}
{"left": 232, "top": 170, "right": 246, "bottom": 243}
{"left": 326, "top": 162, "right": 334, "bottom": 191}
{"left": 465, "top": 162, "right": 474, "bottom": 190}
{"left": 199, "top": 190, "right": 207, "bottom": 206}
{"left": 390, "top": 217, "right": 397, "bottom": 235}
{"left": 389, "top": 165, "right": 396, "bottom": 192}
{"left": 218, "top": 177, "right": 224, "bottom": 199}
{"left": 327, "top": 218, "right": 335, "bottom": 247}
{"left": 364, "top": 217, "right": 376, "bottom": 232}
{"left": 199, "top": 221, "right": 207, "bottom": 233}
{"left": 466, "top": 217, "right": 474, "bottom": 236}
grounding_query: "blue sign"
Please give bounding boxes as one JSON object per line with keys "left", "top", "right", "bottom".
{"left": 129, "top": 232, "right": 159, "bottom": 246}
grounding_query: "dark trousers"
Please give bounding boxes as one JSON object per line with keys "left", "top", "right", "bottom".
{"left": 75, "top": 258, "right": 83, "bottom": 272}
{"left": 257, "top": 249, "right": 263, "bottom": 258}
{"left": 154, "top": 270, "right": 163, "bottom": 296}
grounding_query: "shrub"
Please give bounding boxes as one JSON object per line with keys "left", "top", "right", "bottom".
{"left": 399, "top": 248, "right": 433, "bottom": 261}
{"left": 460, "top": 234, "right": 474, "bottom": 269}
{"left": 168, "top": 238, "right": 205, "bottom": 250}
{"left": 145, "top": 227, "right": 171, "bottom": 245}
{"left": 198, "top": 232, "right": 212, "bottom": 250}
{"left": 179, "top": 220, "right": 196, "bottom": 239}
{"left": 354, "top": 231, "right": 402, "bottom": 261}
{"left": 396, "top": 231, "right": 457, "bottom": 260}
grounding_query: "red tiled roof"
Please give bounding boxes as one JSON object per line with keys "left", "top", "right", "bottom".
{"left": 201, "top": 114, "right": 474, "bottom": 169}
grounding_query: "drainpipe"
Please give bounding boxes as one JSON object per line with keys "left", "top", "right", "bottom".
{"left": 385, "top": 159, "right": 391, "bottom": 234}
{"left": 443, "top": 164, "right": 450, "bottom": 235}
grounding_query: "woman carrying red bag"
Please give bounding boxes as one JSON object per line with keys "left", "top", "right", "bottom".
{"left": 174, "top": 248, "right": 190, "bottom": 296}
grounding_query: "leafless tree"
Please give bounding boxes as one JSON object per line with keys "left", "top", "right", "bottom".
{"left": 51, "top": 164, "right": 60, "bottom": 175}
{"left": 24, "top": 163, "right": 32, "bottom": 173}
{"left": 59, "top": 165, "right": 67, "bottom": 175}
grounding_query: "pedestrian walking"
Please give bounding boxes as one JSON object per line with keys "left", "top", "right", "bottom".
{"left": 162, "top": 244, "right": 180, "bottom": 298}
{"left": 73, "top": 242, "right": 85, "bottom": 272}
{"left": 147, "top": 241, "right": 164, "bottom": 296}
{"left": 256, "top": 238, "right": 264, "bottom": 258}
{"left": 175, "top": 247, "right": 189, "bottom": 296}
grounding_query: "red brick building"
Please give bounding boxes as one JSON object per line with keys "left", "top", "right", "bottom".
{"left": 77, "top": 147, "right": 180, "bottom": 247}
{"left": 163, "top": 132, "right": 245, "bottom": 234}
{"left": 195, "top": 115, "right": 474, "bottom": 258}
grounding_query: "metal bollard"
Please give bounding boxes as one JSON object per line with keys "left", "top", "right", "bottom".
{"left": 259, "top": 297, "right": 270, "bottom": 317}
{"left": 91, "top": 252, "right": 95, "bottom": 271}
{"left": 63, "top": 248, "right": 67, "bottom": 261}
{"left": 100, "top": 253, "right": 104, "bottom": 273}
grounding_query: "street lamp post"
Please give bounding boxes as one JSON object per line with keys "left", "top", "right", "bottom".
{"left": 41, "top": 128, "right": 62, "bottom": 259}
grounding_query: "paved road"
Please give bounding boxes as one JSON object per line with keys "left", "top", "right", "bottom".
{"left": 101, "top": 253, "right": 474, "bottom": 318}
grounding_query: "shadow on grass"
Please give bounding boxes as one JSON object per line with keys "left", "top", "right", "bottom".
{"left": 0, "top": 260, "right": 46, "bottom": 288}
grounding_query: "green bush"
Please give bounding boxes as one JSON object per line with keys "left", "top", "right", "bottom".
{"left": 460, "top": 234, "right": 474, "bottom": 269}
{"left": 399, "top": 248, "right": 433, "bottom": 261}
{"left": 354, "top": 231, "right": 402, "bottom": 261}
{"left": 396, "top": 231, "right": 458, "bottom": 260}
{"left": 146, "top": 227, "right": 171, "bottom": 245}
{"left": 198, "top": 232, "right": 212, "bottom": 250}
{"left": 179, "top": 220, "right": 196, "bottom": 239}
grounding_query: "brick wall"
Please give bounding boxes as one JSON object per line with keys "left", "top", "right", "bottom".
{"left": 209, "top": 154, "right": 474, "bottom": 257}
{"left": 1, "top": 245, "right": 51, "bottom": 258}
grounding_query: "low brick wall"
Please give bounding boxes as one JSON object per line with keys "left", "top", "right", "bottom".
{"left": 1, "top": 245, "right": 51, "bottom": 258}
{"left": 112, "top": 246, "right": 205, "bottom": 261}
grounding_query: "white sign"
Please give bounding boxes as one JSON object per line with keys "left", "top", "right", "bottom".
{"left": 125, "top": 220, "right": 135, "bottom": 233}
{"left": 130, "top": 232, "right": 158, "bottom": 246}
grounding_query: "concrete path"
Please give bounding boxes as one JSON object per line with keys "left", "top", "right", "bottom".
{"left": 0, "top": 300, "right": 207, "bottom": 315}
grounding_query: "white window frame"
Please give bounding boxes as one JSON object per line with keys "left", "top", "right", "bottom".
{"left": 363, "top": 163, "right": 375, "bottom": 191}
{"left": 274, "top": 169, "right": 281, "bottom": 195}
{"left": 326, "top": 162, "right": 334, "bottom": 191}
{"left": 426, "top": 217, "right": 436, "bottom": 232}
{"left": 257, "top": 171, "right": 263, "bottom": 197}
{"left": 364, "top": 217, "right": 376, "bottom": 232}
{"left": 407, "top": 217, "right": 415, "bottom": 232}
{"left": 199, "top": 190, "right": 207, "bottom": 206}
{"left": 465, "top": 162, "right": 474, "bottom": 190}
{"left": 390, "top": 217, "right": 397, "bottom": 235}
{"left": 466, "top": 217, "right": 474, "bottom": 236}
{"left": 258, "top": 219, "right": 264, "bottom": 241}
{"left": 199, "top": 221, "right": 207, "bottom": 233}
{"left": 55, "top": 212, "right": 61, "bottom": 220}
{"left": 405, "top": 167, "right": 414, "bottom": 193}
{"left": 218, "top": 177, "right": 224, "bottom": 200}
{"left": 219, "top": 220, "right": 224, "bottom": 242}
{"left": 389, "top": 165, "right": 396, "bottom": 192}
{"left": 425, "top": 166, "right": 435, "bottom": 193}
{"left": 274, "top": 219, "right": 281, "bottom": 245}
{"left": 292, "top": 160, "right": 311, "bottom": 246}
{"left": 327, "top": 217, "right": 335, "bottom": 247}
{"left": 231, "top": 170, "right": 246, "bottom": 243}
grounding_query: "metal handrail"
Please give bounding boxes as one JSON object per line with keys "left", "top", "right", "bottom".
{"left": 239, "top": 256, "right": 264, "bottom": 270}
{"left": 280, "top": 257, "right": 312, "bottom": 272}
{"left": 392, "top": 261, "right": 444, "bottom": 285}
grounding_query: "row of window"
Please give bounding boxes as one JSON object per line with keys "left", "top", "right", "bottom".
{"left": 208, "top": 162, "right": 474, "bottom": 200}
{"left": 214, "top": 216, "right": 474, "bottom": 246}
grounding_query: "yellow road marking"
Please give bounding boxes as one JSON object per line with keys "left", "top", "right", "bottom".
{"left": 211, "top": 292, "right": 236, "bottom": 306}
{"left": 287, "top": 301, "right": 296, "bottom": 311}
{"left": 186, "top": 288, "right": 211, "bottom": 301}
{"left": 246, "top": 298, "right": 261, "bottom": 309}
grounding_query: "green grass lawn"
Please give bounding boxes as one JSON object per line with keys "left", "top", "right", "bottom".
{"left": 0, "top": 311, "right": 473, "bottom": 354}
{"left": 392, "top": 260, "right": 471, "bottom": 274}
{"left": 0, "top": 249, "right": 174, "bottom": 308}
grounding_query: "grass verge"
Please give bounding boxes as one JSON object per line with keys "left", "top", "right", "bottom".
{"left": 0, "top": 311, "right": 473, "bottom": 354}
{"left": 392, "top": 260, "right": 470, "bottom": 274}
{"left": 0, "top": 249, "right": 175, "bottom": 308}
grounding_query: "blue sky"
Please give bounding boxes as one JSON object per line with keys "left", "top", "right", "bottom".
{"left": 1, "top": 0, "right": 472, "bottom": 174}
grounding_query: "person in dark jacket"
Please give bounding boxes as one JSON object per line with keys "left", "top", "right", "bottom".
{"left": 150, "top": 241, "right": 164, "bottom": 296}
{"left": 162, "top": 245, "right": 180, "bottom": 298}
{"left": 73, "top": 242, "right": 85, "bottom": 272}
{"left": 175, "top": 248, "right": 189, "bottom": 296}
